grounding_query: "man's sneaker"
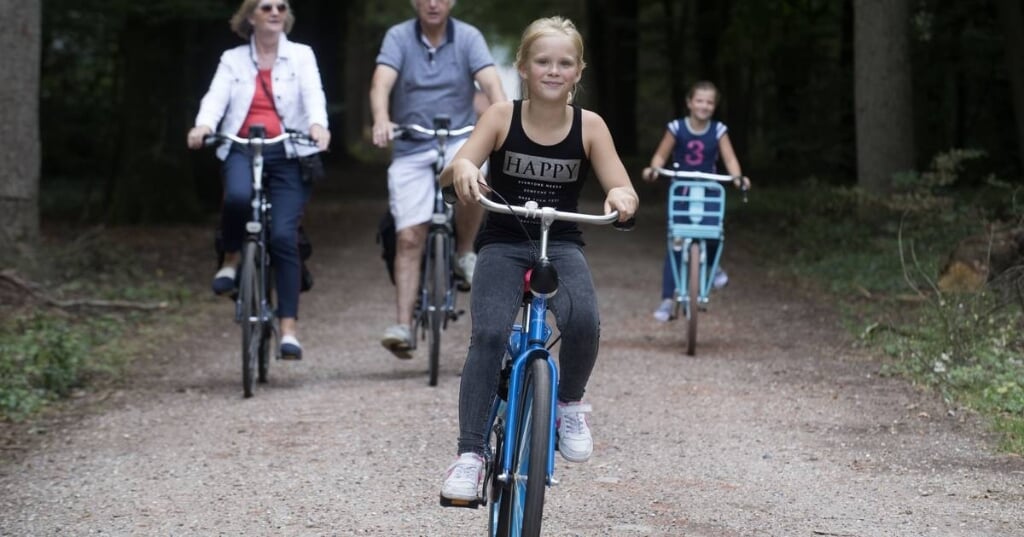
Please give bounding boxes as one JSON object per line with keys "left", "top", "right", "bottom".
{"left": 441, "top": 452, "right": 485, "bottom": 501}
{"left": 455, "top": 252, "right": 477, "bottom": 289}
{"left": 713, "top": 267, "right": 729, "bottom": 289}
{"left": 652, "top": 298, "right": 674, "bottom": 322}
{"left": 556, "top": 401, "right": 593, "bottom": 462}
{"left": 381, "top": 324, "right": 413, "bottom": 359}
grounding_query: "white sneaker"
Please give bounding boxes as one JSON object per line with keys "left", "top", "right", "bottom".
{"left": 455, "top": 252, "right": 477, "bottom": 288}
{"left": 441, "top": 452, "right": 485, "bottom": 501}
{"left": 380, "top": 324, "right": 413, "bottom": 359}
{"left": 713, "top": 267, "right": 729, "bottom": 289}
{"left": 652, "top": 298, "right": 674, "bottom": 322}
{"left": 556, "top": 401, "right": 593, "bottom": 462}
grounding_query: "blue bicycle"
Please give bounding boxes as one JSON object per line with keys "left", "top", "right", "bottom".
{"left": 654, "top": 167, "right": 745, "bottom": 356}
{"left": 439, "top": 195, "right": 628, "bottom": 537}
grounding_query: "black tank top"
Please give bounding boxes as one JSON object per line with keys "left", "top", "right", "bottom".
{"left": 476, "top": 100, "right": 591, "bottom": 248}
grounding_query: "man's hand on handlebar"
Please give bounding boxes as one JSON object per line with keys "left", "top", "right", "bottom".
{"left": 371, "top": 120, "right": 397, "bottom": 148}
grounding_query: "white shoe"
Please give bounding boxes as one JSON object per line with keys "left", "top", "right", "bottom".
{"left": 441, "top": 452, "right": 485, "bottom": 501}
{"left": 455, "top": 252, "right": 477, "bottom": 288}
{"left": 652, "top": 298, "right": 674, "bottom": 322}
{"left": 380, "top": 324, "right": 413, "bottom": 359}
{"left": 557, "top": 401, "right": 593, "bottom": 462}
{"left": 713, "top": 267, "right": 729, "bottom": 289}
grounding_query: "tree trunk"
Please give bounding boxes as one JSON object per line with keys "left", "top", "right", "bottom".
{"left": 853, "top": 0, "right": 914, "bottom": 194}
{"left": 0, "top": 0, "right": 41, "bottom": 266}
{"left": 586, "top": 0, "right": 639, "bottom": 154}
{"left": 994, "top": 0, "right": 1024, "bottom": 173}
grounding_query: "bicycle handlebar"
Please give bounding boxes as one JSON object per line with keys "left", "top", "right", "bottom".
{"left": 393, "top": 123, "right": 475, "bottom": 139}
{"left": 203, "top": 130, "right": 317, "bottom": 148}
{"left": 653, "top": 167, "right": 738, "bottom": 182}
{"left": 477, "top": 195, "right": 621, "bottom": 226}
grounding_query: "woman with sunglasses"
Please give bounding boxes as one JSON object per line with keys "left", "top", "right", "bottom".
{"left": 187, "top": 0, "right": 330, "bottom": 360}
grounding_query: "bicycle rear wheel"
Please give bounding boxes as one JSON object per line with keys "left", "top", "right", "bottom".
{"left": 238, "top": 241, "right": 261, "bottom": 397}
{"left": 495, "top": 356, "right": 551, "bottom": 537}
{"left": 686, "top": 241, "right": 700, "bottom": 356}
{"left": 426, "top": 232, "right": 446, "bottom": 386}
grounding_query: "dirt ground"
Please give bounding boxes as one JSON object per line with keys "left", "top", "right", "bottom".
{"left": 1, "top": 181, "right": 1022, "bottom": 536}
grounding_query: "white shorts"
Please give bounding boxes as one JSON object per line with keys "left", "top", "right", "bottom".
{"left": 388, "top": 138, "right": 487, "bottom": 231}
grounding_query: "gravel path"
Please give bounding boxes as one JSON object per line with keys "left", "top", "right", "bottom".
{"left": 1, "top": 197, "right": 1021, "bottom": 536}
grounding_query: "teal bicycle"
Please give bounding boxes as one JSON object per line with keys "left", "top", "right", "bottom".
{"left": 654, "top": 167, "right": 745, "bottom": 355}
{"left": 439, "top": 194, "right": 630, "bottom": 537}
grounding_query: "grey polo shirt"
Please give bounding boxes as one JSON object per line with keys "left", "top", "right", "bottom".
{"left": 376, "top": 17, "right": 495, "bottom": 157}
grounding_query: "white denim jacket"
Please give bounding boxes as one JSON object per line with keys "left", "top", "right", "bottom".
{"left": 194, "top": 34, "right": 328, "bottom": 160}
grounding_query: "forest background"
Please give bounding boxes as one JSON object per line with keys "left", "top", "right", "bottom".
{"left": 1, "top": 0, "right": 1023, "bottom": 450}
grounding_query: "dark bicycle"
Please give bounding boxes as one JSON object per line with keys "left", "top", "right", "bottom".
{"left": 203, "top": 126, "right": 316, "bottom": 397}
{"left": 393, "top": 116, "right": 474, "bottom": 386}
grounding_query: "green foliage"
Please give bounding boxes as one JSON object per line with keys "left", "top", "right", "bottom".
{"left": 743, "top": 150, "right": 1024, "bottom": 453}
{"left": 0, "top": 313, "right": 122, "bottom": 421}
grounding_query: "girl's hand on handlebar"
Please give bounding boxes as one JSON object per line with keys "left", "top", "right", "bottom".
{"left": 734, "top": 175, "right": 752, "bottom": 190}
{"left": 450, "top": 159, "right": 486, "bottom": 204}
{"left": 641, "top": 166, "right": 659, "bottom": 182}
{"left": 309, "top": 124, "right": 331, "bottom": 151}
{"left": 604, "top": 186, "right": 638, "bottom": 222}
{"left": 187, "top": 125, "right": 212, "bottom": 149}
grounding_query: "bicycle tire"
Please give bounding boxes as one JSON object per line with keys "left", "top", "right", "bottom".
{"left": 497, "top": 356, "right": 551, "bottom": 537}
{"left": 257, "top": 267, "right": 273, "bottom": 384}
{"left": 686, "top": 241, "right": 700, "bottom": 356}
{"left": 239, "top": 241, "right": 260, "bottom": 398}
{"left": 427, "top": 232, "right": 446, "bottom": 386}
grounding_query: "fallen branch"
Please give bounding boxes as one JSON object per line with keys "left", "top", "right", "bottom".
{"left": 0, "top": 269, "right": 169, "bottom": 311}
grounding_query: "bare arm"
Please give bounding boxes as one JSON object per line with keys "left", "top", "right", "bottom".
{"left": 718, "top": 133, "right": 751, "bottom": 189}
{"left": 369, "top": 65, "right": 398, "bottom": 148}
{"left": 440, "top": 102, "right": 511, "bottom": 203}
{"left": 641, "top": 130, "right": 675, "bottom": 181}
{"left": 583, "top": 110, "right": 639, "bottom": 221}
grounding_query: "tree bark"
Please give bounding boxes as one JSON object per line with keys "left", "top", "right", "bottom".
{"left": 0, "top": 0, "right": 41, "bottom": 266}
{"left": 994, "top": 0, "right": 1024, "bottom": 173}
{"left": 586, "top": 0, "right": 638, "bottom": 154}
{"left": 853, "top": 0, "right": 915, "bottom": 194}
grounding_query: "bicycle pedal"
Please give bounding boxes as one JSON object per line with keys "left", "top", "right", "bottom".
{"left": 439, "top": 495, "right": 483, "bottom": 509}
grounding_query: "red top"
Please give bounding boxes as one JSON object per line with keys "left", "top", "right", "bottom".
{"left": 238, "top": 69, "right": 282, "bottom": 137}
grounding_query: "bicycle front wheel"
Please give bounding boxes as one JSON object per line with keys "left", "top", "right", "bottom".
{"left": 686, "top": 241, "right": 700, "bottom": 356}
{"left": 238, "top": 241, "right": 261, "bottom": 397}
{"left": 496, "top": 356, "right": 551, "bottom": 537}
{"left": 426, "top": 232, "right": 447, "bottom": 386}
{"left": 258, "top": 266, "right": 273, "bottom": 384}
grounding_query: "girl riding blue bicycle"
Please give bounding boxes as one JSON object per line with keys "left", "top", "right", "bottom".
{"left": 642, "top": 80, "right": 751, "bottom": 322}
{"left": 437, "top": 16, "right": 638, "bottom": 504}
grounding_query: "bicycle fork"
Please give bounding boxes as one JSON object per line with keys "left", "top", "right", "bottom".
{"left": 499, "top": 297, "right": 558, "bottom": 487}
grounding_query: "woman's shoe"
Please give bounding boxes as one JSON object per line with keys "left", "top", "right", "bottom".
{"left": 211, "top": 266, "right": 237, "bottom": 295}
{"left": 280, "top": 334, "right": 303, "bottom": 361}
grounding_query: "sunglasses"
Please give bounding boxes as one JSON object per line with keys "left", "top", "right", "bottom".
{"left": 258, "top": 3, "right": 288, "bottom": 13}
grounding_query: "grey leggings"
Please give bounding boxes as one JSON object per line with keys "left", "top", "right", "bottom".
{"left": 457, "top": 241, "right": 601, "bottom": 456}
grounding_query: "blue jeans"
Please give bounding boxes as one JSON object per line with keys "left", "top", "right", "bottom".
{"left": 221, "top": 144, "right": 310, "bottom": 319}
{"left": 457, "top": 241, "right": 601, "bottom": 455}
